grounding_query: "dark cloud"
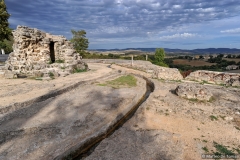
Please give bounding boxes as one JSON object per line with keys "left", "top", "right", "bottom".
{"left": 5, "top": 0, "right": 240, "bottom": 49}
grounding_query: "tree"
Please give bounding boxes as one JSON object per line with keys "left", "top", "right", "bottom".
{"left": 0, "top": 36, "right": 13, "bottom": 53}
{"left": 0, "top": 0, "right": 11, "bottom": 41}
{"left": 70, "top": 29, "right": 89, "bottom": 56}
{"left": 154, "top": 48, "right": 168, "bottom": 67}
{"left": 154, "top": 48, "right": 165, "bottom": 62}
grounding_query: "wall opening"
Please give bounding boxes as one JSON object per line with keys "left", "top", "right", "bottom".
{"left": 49, "top": 41, "right": 55, "bottom": 63}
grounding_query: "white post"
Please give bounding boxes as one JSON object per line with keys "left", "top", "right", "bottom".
{"left": 146, "top": 55, "right": 148, "bottom": 61}
{"left": 131, "top": 55, "right": 133, "bottom": 66}
{"left": 1, "top": 49, "right": 5, "bottom": 55}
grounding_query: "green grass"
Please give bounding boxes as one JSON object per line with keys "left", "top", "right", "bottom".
{"left": 61, "top": 66, "right": 66, "bottom": 70}
{"left": 202, "top": 146, "right": 209, "bottom": 153}
{"left": 189, "top": 98, "right": 198, "bottom": 102}
{"left": 98, "top": 75, "right": 137, "bottom": 89}
{"left": 55, "top": 59, "right": 65, "bottom": 63}
{"left": 165, "top": 113, "right": 169, "bottom": 116}
{"left": 235, "top": 126, "right": 240, "bottom": 131}
{"left": 73, "top": 68, "right": 87, "bottom": 73}
{"left": 202, "top": 140, "right": 208, "bottom": 143}
{"left": 213, "top": 141, "right": 235, "bottom": 155}
{"left": 233, "top": 148, "right": 240, "bottom": 154}
{"left": 210, "top": 115, "right": 218, "bottom": 121}
{"left": 219, "top": 115, "right": 226, "bottom": 120}
{"left": 48, "top": 72, "right": 55, "bottom": 79}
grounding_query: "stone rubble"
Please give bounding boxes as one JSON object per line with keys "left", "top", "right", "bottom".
{"left": 185, "top": 70, "right": 240, "bottom": 86}
{"left": 175, "top": 83, "right": 213, "bottom": 101}
{"left": 3, "top": 26, "right": 88, "bottom": 78}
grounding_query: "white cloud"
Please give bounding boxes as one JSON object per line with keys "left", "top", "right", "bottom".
{"left": 220, "top": 28, "right": 240, "bottom": 33}
{"left": 160, "top": 33, "right": 198, "bottom": 39}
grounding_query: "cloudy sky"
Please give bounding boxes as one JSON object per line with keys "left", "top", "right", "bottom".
{"left": 5, "top": 0, "right": 240, "bottom": 49}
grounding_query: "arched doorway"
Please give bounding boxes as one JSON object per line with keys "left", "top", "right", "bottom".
{"left": 49, "top": 41, "right": 55, "bottom": 63}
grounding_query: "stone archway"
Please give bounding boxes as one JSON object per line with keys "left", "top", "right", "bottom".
{"left": 49, "top": 41, "right": 55, "bottom": 63}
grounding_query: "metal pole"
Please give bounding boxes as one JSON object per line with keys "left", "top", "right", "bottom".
{"left": 131, "top": 55, "right": 133, "bottom": 66}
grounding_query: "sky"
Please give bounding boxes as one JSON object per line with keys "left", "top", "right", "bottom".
{"left": 5, "top": 0, "right": 240, "bottom": 49}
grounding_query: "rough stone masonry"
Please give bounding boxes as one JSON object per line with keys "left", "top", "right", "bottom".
{"left": 3, "top": 26, "right": 88, "bottom": 78}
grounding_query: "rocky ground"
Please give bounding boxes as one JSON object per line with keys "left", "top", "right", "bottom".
{"left": 0, "top": 63, "right": 147, "bottom": 160}
{"left": 85, "top": 65, "right": 240, "bottom": 160}
{"left": 0, "top": 63, "right": 240, "bottom": 160}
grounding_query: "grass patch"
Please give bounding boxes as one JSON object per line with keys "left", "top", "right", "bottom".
{"left": 189, "top": 98, "right": 198, "bottom": 102}
{"left": 219, "top": 115, "right": 226, "bottom": 120}
{"left": 235, "top": 126, "right": 240, "bottom": 131}
{"left": 98, "top": 75, "right": 137, "bottom": 89}
{"left": 200, "top": 80, "right": 212, "bottom": 85}
{"left": 210, "top": 115, "right": 218, "bottom": 121}
{"left": 48, "top": 72, "right": 55, "bottom": 79}
{"left": 55, "top": 59, "right": 65, "bottom": 63}
{"left": 202, "top": 146, "right": 209, "bottom": 153}
{"left": 213, "top": 141, "right": 235, "bottom": 155}
{"left": 73, "top": 68, "right": 87, "bottom": 73}
{"left": 208, "top": 96, "right": 216, "bottom": 103}
{"left": 165, "top": 113, "right": 169, "bottom": 116}
{"left": 203, "top": 140, "right": 208, "bottom": 143}
{"left": 233, "top": 148, "right": 240, "bottom": 154}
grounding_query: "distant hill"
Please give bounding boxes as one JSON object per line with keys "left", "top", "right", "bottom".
{"left": 90, "top": 48, "right": 240, "bottom": 54}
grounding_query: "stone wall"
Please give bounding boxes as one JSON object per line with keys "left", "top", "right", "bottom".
{"left": 4, "top": 26, "right": 87, "bottom": 78}
{"left": 185, "top": 70, "right": 240, "bottom": 86}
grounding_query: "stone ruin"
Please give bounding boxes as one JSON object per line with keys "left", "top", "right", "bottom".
{"left": 3, "top": 25, "right": 88, "bottom": 79}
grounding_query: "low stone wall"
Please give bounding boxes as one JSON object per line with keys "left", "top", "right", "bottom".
{"left": 185, "top": 70, "right": 240, "bottom": 86}
{"left": 84, "top": 59, "right": 183, "bottom": 80}
{"left": 83, "top": 59, "right": 152, "bottom": 65}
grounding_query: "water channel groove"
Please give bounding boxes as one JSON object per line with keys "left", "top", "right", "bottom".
{"left": 58, "top": 75, "right": 155, "bottom": 160}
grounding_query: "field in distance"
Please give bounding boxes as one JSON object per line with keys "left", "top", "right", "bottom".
{"left": 173, "top": 59, "right": 216, "bottom": 67}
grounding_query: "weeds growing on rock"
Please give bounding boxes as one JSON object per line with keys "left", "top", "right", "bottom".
{"left": 48, "top": 72, "right": 54, "bottom": 79}
{"left": 73, "top": 68, "right": 87, "bottom": 73}
{"left": 55, "top": 59, "right": 65, "bottom": 63}
{"left": 208, "top": 96, "right": 216, "bottom": 103}
{"left": 202, "top": 146, "right": 209, "bottom": 153}
{"left": 202, "top": 140, "right": 208, "bottom": 143}
{"left": 98, "top": 75, "right": 137, "bottom": 89}
{"left": 235, "top": 126, "right": 240, "bottom": 131}
{"left": 209, "top": 115, "right": 218, "bottom": 121}
{"left": 213, "top": 141, "right": 235, "bottom": 155}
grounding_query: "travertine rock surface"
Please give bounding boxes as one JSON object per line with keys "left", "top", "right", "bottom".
{"left": 83, "top": 59, "right": 183, "bottom": 80}
{"left": 186, "top": 70, "right": 240, "bottom": 86}
{"left": 175, "top": 83, "right": 213, "bottom": 101}
{"left": 4, "top": 26, "right": 87, "bottom": 78}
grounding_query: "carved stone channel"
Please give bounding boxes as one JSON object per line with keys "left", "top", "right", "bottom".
{"left": 57, "top": 75, "right": 155, "bottom": 160}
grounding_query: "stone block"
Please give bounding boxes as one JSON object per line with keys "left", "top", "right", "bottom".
{"left": 4, "top": 72, "right": 17, "bottom": 79}
{"left": 175, "top": 83, "right": 213, "bottom": 101}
